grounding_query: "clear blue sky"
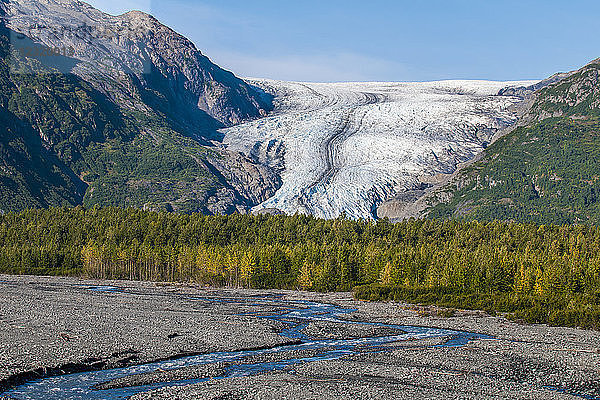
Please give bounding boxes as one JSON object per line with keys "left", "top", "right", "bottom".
{"left": 88, "top": 0, "right": 600, "bottom": 82}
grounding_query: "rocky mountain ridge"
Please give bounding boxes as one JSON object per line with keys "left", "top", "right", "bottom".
{"left": 4, "top": 0, "right": 271, "bottom": 128}
{"left": 0, "top": 0, "right": 280, "bottom": 214}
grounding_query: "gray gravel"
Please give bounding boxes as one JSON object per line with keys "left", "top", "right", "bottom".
{"left": 0, "top": 275, "right": 291, "bottom": 393}
{"left": 301, "top": 321, "right": 404, "bottom": 340}
{"left": 2, "top": 275, "right": 600, "bottom": 399}
{"left": 94, "top": 363, "right": 228, "bottom": 390}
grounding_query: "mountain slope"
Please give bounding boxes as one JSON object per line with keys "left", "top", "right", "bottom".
{"left": 5, "top": 0, "right": 272, "bottom": 128}
{"left": 0, "top": 0, "right": 279, "bottom": 214}
{"left": 426, "top": 58, "right": 600, "bottom": 224}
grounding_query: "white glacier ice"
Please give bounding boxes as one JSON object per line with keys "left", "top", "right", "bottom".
{"left": 221, "top": 79, "right": 538, "bottom": 219}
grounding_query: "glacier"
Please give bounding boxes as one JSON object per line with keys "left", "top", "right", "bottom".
{"left": 221, "top": 79, "right": 538, "bottom": 219}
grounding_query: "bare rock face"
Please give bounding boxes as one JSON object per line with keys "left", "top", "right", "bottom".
{"left": 0, "top": 0, "right": 279, "bottom": 214}
{"left": 376, "top": 186, "right": 430, "bottom": 220}
{"left": 527, "top": 58, "right": 600, "bottom": 120}
{"left": 497, "top": 72, "right": 572, "bottom": 99}
{"left": 205, "top": 151, "right": 282, "bottom": 215}
{"left": 4, "top": 0, "right": 272, "bottom": 129}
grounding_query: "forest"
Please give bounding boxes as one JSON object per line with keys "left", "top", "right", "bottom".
{"left": 1, "top": 207, "right": 600, "bottom": 329}
{"left": 428, "top": 117, "right": 600, "bottom": 224}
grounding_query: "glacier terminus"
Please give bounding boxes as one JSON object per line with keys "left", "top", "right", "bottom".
{"left": 223, "top": 79, "right": 538, "bottom": 219}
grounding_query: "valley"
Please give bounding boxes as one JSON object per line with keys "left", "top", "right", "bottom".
{"left": 0, "top": 1, "right": 599, "bottom": 399}
{"left": 1, "top": 0, "right": 598, "bottom": 223}
{"left": 223, "top": 79, "right": 537, "bottom": 219}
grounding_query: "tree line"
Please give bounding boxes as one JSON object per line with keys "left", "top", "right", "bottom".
{"left": 1, "top": 207, "right": 600, "bottom": 328}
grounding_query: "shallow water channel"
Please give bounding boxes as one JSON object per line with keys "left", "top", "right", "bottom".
{"left": 4, "top": 287, "right": 489, "bottom": 400}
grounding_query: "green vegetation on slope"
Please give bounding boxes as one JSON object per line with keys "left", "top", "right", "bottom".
{"left": 427, "top": 59, "right": 600, "bottom": 224}
{"left": 428, "top": 117, "right": 600, "bottom": 223}
{"left": 530, "top": 60, "right": 600, "bottom": 119}
{"left": 0, "top": 21, "right": 267, "bottom": 214}
{"left": 1, "top": 207, "right": 600, "bottom": 329}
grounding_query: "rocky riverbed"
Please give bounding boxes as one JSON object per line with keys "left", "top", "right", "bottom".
{"left": 1, "top": 275, "right": 599, "bottom": 400}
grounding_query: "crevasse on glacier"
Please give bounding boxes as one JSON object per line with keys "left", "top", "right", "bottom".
{"left": 222, "top": 79, "right": 537, "bottom": 219}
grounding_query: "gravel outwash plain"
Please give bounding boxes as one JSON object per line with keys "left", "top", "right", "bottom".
{"left": 1, "top": 275, "right": 600, "bottom": 400}
{"left": 0, "top": 275, "right": 291, "bottom": 394}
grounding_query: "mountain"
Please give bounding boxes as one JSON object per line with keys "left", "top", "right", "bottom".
{"left": 3, "top": 0, "right": 594, "bottom": 221}
{"left": 425, "top": 58, "right": 600, "bottom": 224}
{"left": 223, "top": 79, "right": 537, "bottom": 219}
{"left": 0, "top": 0, "right": 279, "bottom": 214}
